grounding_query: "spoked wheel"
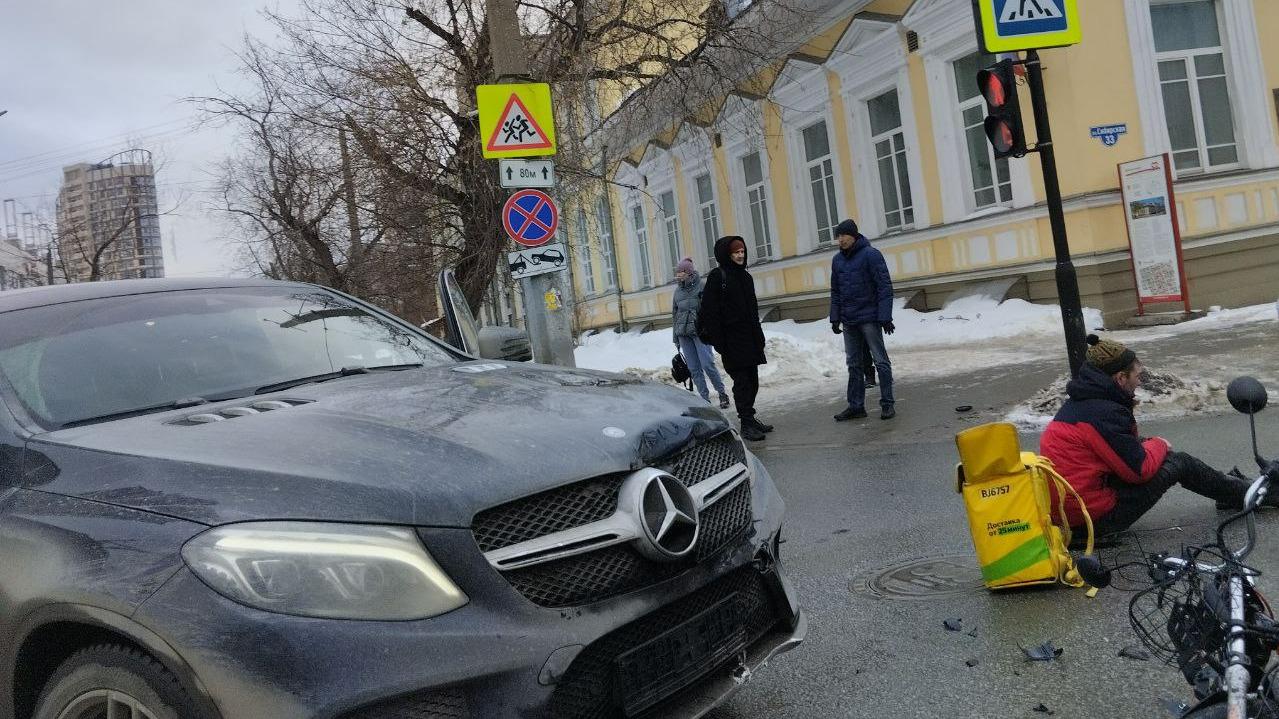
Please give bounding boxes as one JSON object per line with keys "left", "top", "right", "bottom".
{"left": 54, "top": 689, "right": 161, "bottom": 719}
{"left": 33, "top": 645, "right": 206, "bottom": 719}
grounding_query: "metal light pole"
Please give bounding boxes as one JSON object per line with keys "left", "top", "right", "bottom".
{"left": 1024, "top": 49, "right": 1088, "bottom": 377}
{"left": 485, "top": 0, "right": 576, "bottom": 367}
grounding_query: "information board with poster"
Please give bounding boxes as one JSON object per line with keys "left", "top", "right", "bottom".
{"left": 1118, "top": 153, "right": 1190, "bottom": 314}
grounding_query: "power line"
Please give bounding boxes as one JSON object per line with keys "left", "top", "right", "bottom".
{"left": 0, "top": 125, "right": 197, "bottom": 184}
{"left": 0, "top": 117, "right": 192, "bottom": 170}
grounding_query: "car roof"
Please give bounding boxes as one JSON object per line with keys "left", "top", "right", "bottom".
{"left": 0, "top": 278, "right": 313, "bottom": 314}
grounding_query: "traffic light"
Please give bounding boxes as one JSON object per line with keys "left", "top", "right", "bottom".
{"left": 976, "top": 59, "right": 1027, "bottom": 159}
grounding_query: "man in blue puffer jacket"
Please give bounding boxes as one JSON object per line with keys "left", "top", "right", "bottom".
{"left": 829, "top": 219, "right": 897, "bottom": 421}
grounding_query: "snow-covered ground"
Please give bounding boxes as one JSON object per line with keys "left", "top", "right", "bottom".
{"left": 576, "top": 296, "right": 1102, "bottom": 406}
{"left": 574, "top": 296, "right": 1277, "bottom": 418}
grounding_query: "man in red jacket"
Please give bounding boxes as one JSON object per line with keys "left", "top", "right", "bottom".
{"left": 1040, "top": 334, "right": 1260, "bottom": 536}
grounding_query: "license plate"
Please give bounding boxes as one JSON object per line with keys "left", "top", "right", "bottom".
{"left": 614, "top": 593, "right": 746, "bottom": 716}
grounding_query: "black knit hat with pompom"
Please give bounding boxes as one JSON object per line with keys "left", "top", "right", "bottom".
{"left": 1086, "top": 334, "right": 1138, "bottom": 375}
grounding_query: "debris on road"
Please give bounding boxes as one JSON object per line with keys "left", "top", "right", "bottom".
{"left": 965, "top": 658, "right": 979, "bottom": 668}
{"left": 1021, "top": 641, "right": 1063, "bottom": 661}
{"left": 943, "top": 618, "right": 963, "bottom": 632}
{"left": 1032, "top": 703, "right": 1055, "bottom": 715}
{"left": 1118, "top": 646, "right": 1151, "bottom": 661}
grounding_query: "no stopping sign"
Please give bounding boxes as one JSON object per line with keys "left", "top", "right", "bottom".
{"left": 502, "top": 189, "right": 558, "bottom": 247}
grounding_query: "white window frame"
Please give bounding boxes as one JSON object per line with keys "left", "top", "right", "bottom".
{"left": 908, "top": 4, "right": 1034, "bottom": 223}
{"left": 866, "top": 89, "right": 916, "bottom": 233}
{"left": 1124, "top": 0, "right": 1279, "bottom": 173}
{"left": 637, "top": 145, "right": 680, "bottom": 282}
{"left": 770, "top": 61, "right": 847, "bottom": 254}
{"left": 828, "top": 17, "right": 931, "bottom": 238}
{"left": 717, "top": 96, "right": 778, "bottom": 262}
{"left": 670, "top": 126, "right": 721, "bottom": 270}
{"left": 575, "top": 207, "right": 596, "bottom": 294}
{"left": 629, "top": 201, "right": 653, "bottom": 288}
{"left": 693, "top": 172, "right": 721, "bottom": 266}
{"left": 615, "top": 162, "right": 653, "bottom": 289}
{"left": 594, "top": 196, "right": 618, "bottom": 291}
{"left": 739, "top": 149, "right": 776, "bottom": 262}
{"left": 657, "top": 188, "right": 683, "bottom": 282}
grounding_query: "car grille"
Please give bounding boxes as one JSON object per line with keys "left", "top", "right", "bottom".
{"left": 548, "top": 566, "right": 784, "bottom": 719}
{"left": 472, "top": 432, "right": 752, "bottom": 607}
{"left": 338, "top": 688, "right": 470, "bottom": 719}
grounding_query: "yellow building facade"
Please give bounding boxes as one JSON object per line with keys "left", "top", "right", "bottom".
{"left": 564, "top": 0, "right": 1279, "bottom": 330}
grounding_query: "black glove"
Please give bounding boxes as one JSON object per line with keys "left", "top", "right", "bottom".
{"left": 881, "top": 321, "right": 895, "bottom": 335}
{"left": 831, "top": 322, "right": 842, "bottom": 335}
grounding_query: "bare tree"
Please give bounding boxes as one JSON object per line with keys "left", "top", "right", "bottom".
{"left": 202, "top": 0, "right": 811, "bottom": 315}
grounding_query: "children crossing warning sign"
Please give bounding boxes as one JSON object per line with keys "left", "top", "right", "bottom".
{"left": 476, "top": 83, "right": 557, "bottom": 159}
{"left": 973, "top": 0, "right": 1080, "bottom": 53}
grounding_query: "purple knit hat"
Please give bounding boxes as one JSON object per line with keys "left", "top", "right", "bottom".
{"left": 675, "top": 257, "right": 696, "bottom": 275}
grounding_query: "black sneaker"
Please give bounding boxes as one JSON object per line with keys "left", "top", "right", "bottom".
{"left": 748, "top": 417, "right": 774, "bottom": 433}
{"left": 834, "top": 407, "right": 868, "bottom": 422}
{"left": 740, "top": 423, "right": 766, "bottom": 441}
{"left": 865, "top": 376, "right": 877, "bottom": 387}
{"left": 880, "top": 406, "right": 896, "bottom": 420}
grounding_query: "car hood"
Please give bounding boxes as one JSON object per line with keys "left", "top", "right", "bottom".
{"left": 22, "top": 362, "right": 733, "bottom": 527}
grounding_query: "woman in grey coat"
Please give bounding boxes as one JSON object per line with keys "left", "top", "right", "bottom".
{"left": 672, "top": 257, "right": 730, "bottom": 408}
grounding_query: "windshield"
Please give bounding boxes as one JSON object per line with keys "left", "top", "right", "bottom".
{"left": 0, "top": 286, "right": 457, "bottom": 429}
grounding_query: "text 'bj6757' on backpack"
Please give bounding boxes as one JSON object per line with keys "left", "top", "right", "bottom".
{"left": 955, "top": 422, "right": 1097, "bottom": 592}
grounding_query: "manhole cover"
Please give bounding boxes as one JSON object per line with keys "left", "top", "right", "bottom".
{"left": 850, "top": 554, "right": 985, "bottom": 600}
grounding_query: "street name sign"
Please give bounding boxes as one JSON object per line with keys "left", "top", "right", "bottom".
{"left": 973, "top": 0, "right": 1081, "bottom": 53}
{"left": 499, "top": 159, "right": 555, "bottom": 188}
{"left": 508, "top": 242, "right": 568, "bottom": 279}
{"left": 502, "top": 189, "right": 559, "bottom": 247}
{"left": 477, "top": 83, "right": 557, "bottom": 159}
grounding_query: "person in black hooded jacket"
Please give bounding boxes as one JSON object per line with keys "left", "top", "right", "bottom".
{"left": 697, "top": 236, "right": 771, "bottom": 441}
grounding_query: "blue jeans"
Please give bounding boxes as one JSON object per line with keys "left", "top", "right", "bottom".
{"left": 677, "top": 336, "right": 727, "bottom": 402}
{"left": 843, "top": 322, "right": 894, "bottom": 411}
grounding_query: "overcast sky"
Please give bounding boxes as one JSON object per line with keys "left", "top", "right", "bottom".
{"left": 0, "top": 0, "right": 292, "bottom": 277}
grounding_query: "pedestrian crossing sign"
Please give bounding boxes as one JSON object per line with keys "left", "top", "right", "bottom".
{"left": 477, "top": 83, "right": 557, "bottom": 159}
{"left": 973, "top": 0, "right": 1081, "bottom": 53}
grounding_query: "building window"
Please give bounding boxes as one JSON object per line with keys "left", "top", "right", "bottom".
{"left": 629, "top": 203, "right": 652, "bottom": 287}
{"left": 595, "top": 198, "right": 617, "bottom": 290}
{"left": 867, "top": 89, "right": 915, "bottom": 232}
{"left": 801, "top": 120, "right": 840, "bottom": 247}
{"left": 658, "top": 190, "right": 682, "bottom": 281}
{"left": 740, "top": 151, "right": 774, "bottom": 260}
{"left": 953, "top": 51, "right": 1012, "bottom": 209}
{"left": 576, "top": 208, "right": 596, "bottom": 294}
{"left": 694, "top": 173, "right": 720, "bottom": 263}
{"left": 1150, "top": 1, "right": 1237, "bottom": 173}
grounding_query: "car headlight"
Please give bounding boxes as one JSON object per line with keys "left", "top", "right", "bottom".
{"left": 182, "top": 522, "right": 468, "bottom": 620}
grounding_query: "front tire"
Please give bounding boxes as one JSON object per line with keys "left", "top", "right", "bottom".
{"left": 33, "top": 644, "right": 202, "bottom": 719}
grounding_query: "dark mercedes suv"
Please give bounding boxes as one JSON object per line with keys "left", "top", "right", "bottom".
{"left": 0, "top": 279, "right": 802, "bottom": 719}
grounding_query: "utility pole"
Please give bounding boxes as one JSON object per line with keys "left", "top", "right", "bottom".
{"left": 485, "top": 0, "right": 576, "bottom": 366}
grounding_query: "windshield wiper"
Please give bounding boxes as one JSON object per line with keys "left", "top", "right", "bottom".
{"left": 252, "top": 364, "right": 422, "bottom": 396}
{"left": 59, "top": 396, "right": 211, "bottom": 429}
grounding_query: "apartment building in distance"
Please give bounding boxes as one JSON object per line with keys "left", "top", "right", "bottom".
{"left": 56, "top": 149, "right": 165, "bottom": 282}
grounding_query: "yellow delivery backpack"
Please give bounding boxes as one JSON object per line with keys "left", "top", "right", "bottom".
{"left": 955, "top": 422, "right": 1095, "bottom": 590}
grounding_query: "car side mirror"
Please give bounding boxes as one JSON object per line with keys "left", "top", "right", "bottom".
{"left": 437, "top": 268, "right": 482, "bottom": 356}
{"left": 1228, "top": 376, "right": 1268, "bottom": 415}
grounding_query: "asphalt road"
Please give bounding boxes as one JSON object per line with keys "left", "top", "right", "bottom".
{"left": 708, "top": 320, "right": 1279, "bottom": 719}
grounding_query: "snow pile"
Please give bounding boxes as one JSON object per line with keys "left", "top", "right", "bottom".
{"left": 1006, "top": 371, "right": 1225, "bottom": 429}
{"left": 574, "top": 297, "right": 1103, "bottom": 386}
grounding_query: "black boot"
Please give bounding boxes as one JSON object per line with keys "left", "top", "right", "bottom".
{"left": 746, "top": 417, "right": 774, "bottom": 433}
{"left": 740, "top": 422, "right": 766, "bottom": 442}
{"left": 834, "top": 407, "right": 868, "bottom": 421}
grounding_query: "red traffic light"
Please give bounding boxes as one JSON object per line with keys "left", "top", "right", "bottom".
{"left": 979, "top": 71, "right": 1010, "bottom": 108}
{"left": 976, "top": 59, "right": 1026, "bottom": 159}
{"left": 984, "top": 117, "right": 1016, "bottom": 155}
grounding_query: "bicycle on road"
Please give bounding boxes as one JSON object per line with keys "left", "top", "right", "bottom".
{"left": 1079, "top": 376, "right": 1279, "bottom": 719}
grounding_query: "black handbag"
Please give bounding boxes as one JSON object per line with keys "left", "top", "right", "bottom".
{"left": 671, "top": 352, "right": 691, "bottom": 385}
